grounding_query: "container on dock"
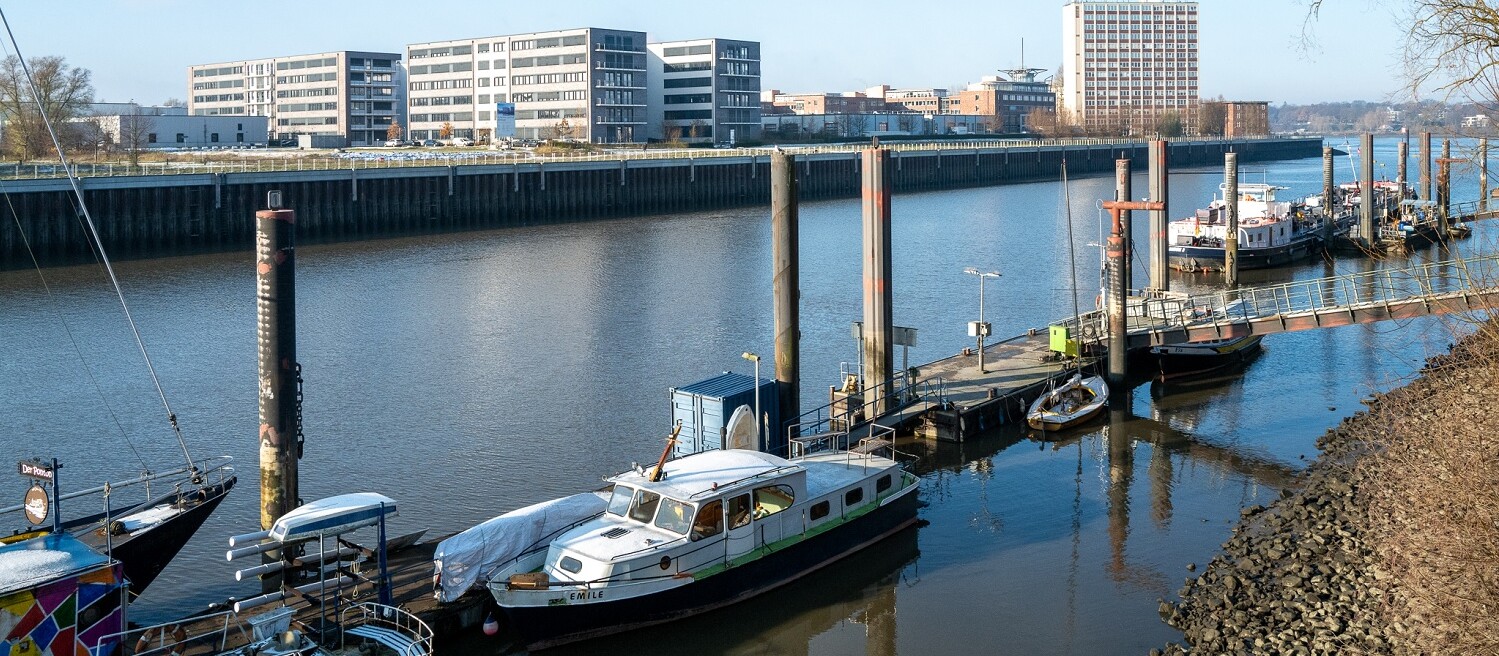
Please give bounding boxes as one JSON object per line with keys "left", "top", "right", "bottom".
{"left": 1050, "top": 325, "right": 1081, "bottom": 358}
{"left": 669, "top": 372, "right": 782, "bottom": 457}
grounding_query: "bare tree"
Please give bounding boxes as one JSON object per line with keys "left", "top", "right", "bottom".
{"left": 688, "top": 118, "right": 710, "bottom": 141}
{"left": 833, "top": 112, "right": 865, "bottom": 138}
{"left": 0, "top": 55, "right": 94, "bottom": 162}
{"left": 119, "top": 112, "right": 154, "bottom": 166}
{"left": 895, "top": 113, "right": 917, "bottom": 135}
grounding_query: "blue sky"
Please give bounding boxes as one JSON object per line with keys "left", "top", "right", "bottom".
{"left": 3, "top": 0, "right": 1407, "bottom": 105}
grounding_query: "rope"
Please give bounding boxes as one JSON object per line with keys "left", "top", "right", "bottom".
{"left": 0, "top": 7, "right": 196, "bottom": 472}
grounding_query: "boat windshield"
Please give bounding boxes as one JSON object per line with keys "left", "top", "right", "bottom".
{"left": 628, "top": 490, "right": 662, "bottom": 523}
{"left": 606, "top": 485, "right": 634, "bottom": 516}
{"left": 653, "top": 498, "right": 693, "bottom": 536}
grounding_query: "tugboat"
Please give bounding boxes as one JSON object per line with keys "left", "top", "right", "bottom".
{"left": 1168, "top": 183, "right": 1333, "bottom": 271}
{"left": 483, "top": 437, "right": 920, "bottom": 650}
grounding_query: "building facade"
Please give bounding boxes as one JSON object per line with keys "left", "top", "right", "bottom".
{"left": 646, "top": 39, "right": 761, "bottom": 145}
{"left": 405, "top": 28, "right": 648, "bottom": 143}
{"left": 94, "top": 114, "right": 269, "bottom": 149}
{"left": 1061, "top": 0, "right": 1199, "bottom": 135}
{"left": 188, "top": 51, "right": 402, "bottom": 147}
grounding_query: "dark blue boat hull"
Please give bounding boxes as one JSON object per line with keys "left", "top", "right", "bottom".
{"left": 1169, "top": 235, "right": 1323, "bottom": 272}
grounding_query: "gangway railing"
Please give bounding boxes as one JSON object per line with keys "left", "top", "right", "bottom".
{"left": 1084, "top": 252, "right": 1499, "bottom": 346}
{"left": 792, "top": 370, "right": 949, "bottom": 437}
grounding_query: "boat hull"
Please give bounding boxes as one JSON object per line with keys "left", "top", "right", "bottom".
{"left": 498, "top": 486, "right": 920, "bottom": 650}
{"left": 1152, "top": 335, "right": 1263, "bottom": 382}
{"left": 1026, "top": 402, "right": 1105, "bottom": 432}
{"left": 78, "top": 476, "right": 236, "bottom": 597}
{"left": 1168, "top": 236, "right": 1323, "bottom": 272}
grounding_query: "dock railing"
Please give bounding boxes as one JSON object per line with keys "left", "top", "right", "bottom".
{"left": 795, "top": 369, "right": 949, "bottom": 436}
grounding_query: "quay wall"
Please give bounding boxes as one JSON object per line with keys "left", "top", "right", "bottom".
{"left": 0, "top": 138, "right": 1321, "bottom": 269}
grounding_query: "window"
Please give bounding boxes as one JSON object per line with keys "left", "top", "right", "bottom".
{"left": 654, "top": 497, "right": 692, "bottom": 535}
{"left": 752, "top": 485, "right": 795, "bottom": 520}
{"left": 809, "top": 500, "right": 830, "bottom": 521}
{"left": 845, "top": 487, "right": 865, "bottom": 507}
{"left": 147, "top": 133, "right": 157, "bottom": 143}
{"left": 664, "top": 77, "right": 711, "bottom": 89}
{"left": 210, "top": 133, "right": 219, "bottom": 142}
{"left": 664, "top": 61, "right": 711, "bottom": 73}
{"left": 559, "top": 556, "right": 582, "bottom": 573}
{"left": 876, "top": 474, "right": 892, "bottom": 493}
{"left": 175, "top": 133, "right": 186, "bottom": 143}
{"left": 728, "top": 494, "right": 751, "bottom": 529}
{"left": 629, "top": 490, "right": 661, "bottom": 523}
{"left": 606, "top": 485, "right": 634, "bottom": 516}
{"left": 691, "top": 499, "right": 723, "bottom": 540}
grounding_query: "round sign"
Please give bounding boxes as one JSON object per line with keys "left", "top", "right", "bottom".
{"left": 23, "top": 485, "right": 48, "bottom": 525}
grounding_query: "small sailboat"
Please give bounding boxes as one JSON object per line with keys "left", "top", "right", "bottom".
{"left": 1027, "top": 374, "right": 1109, "bottom": 431}
{"left": 1028, "top": 158, "right": 1109, "bottom": 433}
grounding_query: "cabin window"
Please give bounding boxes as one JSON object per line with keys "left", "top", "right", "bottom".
{"left": 728, "top": 494, "right": 752, "bottom": 529}
{"left": 653, "top": 497, "right": 693, "bottom": 535}
{"left": 809, "top": 500, "right": 830, "bottom": 521}
{"left": 628, "top": 490, "right": 661, "bottom": 523}
{"left": 559, "top": 556, "right": 582, "bottom": 573}
{"left": 691, "top": 499, "right": 723, "bottom": 540}
{"left": 606, "top": 485, "right": 634, "bottom": 516}
{"left": 876, "top": 475, "right": 892, "bottom": 493}
{"left": 752, "top": 484, "right": 795, "bottom": 520}
{"left": 845, "top": 487, "right": 865, "bottom": 507}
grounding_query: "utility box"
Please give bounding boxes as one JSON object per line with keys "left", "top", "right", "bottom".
{"left": 669, "top": 372, "right": 782, "bottom": 458}
{"left": 1049, "top": 325, "right": 1080, "bottom": 358}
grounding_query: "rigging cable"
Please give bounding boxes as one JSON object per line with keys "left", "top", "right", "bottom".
{"left": 0, "top": 7, "right": 196, "bottom": 473}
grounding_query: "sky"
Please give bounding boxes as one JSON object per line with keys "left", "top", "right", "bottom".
{"left": 2, "top": 0, "right": 1410, "bottom": 106}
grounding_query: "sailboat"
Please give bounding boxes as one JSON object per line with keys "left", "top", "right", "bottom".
{"left": 0, "top": 17, "right": 235, "bottom": 600}
{"left": 1027, "top": 160, "right": 1108, "bottom": 432}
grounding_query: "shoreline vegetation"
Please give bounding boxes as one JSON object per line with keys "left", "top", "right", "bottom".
{"left": 1155, "top": 317, "right": 1499, "bottom": 655}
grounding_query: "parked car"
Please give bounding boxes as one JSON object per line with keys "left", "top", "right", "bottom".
{"left": 383, "top": 139, "right": 403, "bottom": 147}
{"left": 421, "top": 139, "right": 439, "bottom": 147}
{"left": 449, "top": 137, "right": 474, "bottom": 147}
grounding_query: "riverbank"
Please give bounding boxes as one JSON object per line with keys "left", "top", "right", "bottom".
{"left": 1156, "top": 317, "right": 1499, "bottom": 655}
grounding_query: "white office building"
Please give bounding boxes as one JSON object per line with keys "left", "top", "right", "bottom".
{"left": 188, "top": 51, "right": 403, "bottom": 147}
{"left": 646, "top": 39, "right": 761, "bottom": 145}
{"left": 1061, "top": 0, "right": 1199, "bottom": 134}
{"left": 405, "top": 28, "right": 648, "bottom": 143}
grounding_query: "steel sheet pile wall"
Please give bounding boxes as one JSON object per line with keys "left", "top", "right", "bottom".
{"left": 1, "top": 139, "right": 1319, "bottom": 268}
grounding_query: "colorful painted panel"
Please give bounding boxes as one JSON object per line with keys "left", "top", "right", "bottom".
{"left": 0, "top": 535, "right": 123, "bottom": 656}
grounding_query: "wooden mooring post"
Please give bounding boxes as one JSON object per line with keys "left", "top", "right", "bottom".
{"left": 861, "top": 148, "right": 894, "bottom": 417}
{"left": 771, "top": 152, "right": 800, "bottom": 439}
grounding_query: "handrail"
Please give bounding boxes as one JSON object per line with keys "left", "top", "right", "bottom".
{"left": 339, "top": 602, "right": 434, "bottom": 656}
{"left": 0, "top": 136, "right": 1320, "bottom": 182}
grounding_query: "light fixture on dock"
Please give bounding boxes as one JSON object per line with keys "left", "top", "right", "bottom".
{"left": 963, "top": 268, "right": 1001, "bottom": 374}
{"left": 741, "top": 352, "right": 762, "bottom": 447}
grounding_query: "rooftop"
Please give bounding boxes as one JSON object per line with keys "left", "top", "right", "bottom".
{"left": 611, "top": 449, "right": 797, "bottom": 500}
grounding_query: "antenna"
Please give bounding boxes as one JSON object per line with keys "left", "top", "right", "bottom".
{"left": 1000, "top": 38, "right": 1048, "bottom": 83}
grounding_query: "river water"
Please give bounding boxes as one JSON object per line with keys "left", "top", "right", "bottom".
{"left": 1, "top": 137, "right": 1490, "bottom": 654}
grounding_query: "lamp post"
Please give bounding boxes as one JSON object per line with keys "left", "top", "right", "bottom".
{"left": 741, "top": 352, "right": 762, "bottom": 449}
{"left": 963, "top": 268, "right": 1000, "bottom": 373}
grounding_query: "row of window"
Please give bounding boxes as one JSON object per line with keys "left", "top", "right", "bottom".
{"left": 193, "top": 93, "right": 244, "bottom": 103}
{"left": 512, "top": 72, "right": 588, "bottom": 86}
{"left": 410, "top": 112, "right": 474, "bottom": 123}
{"left": 664, "top": 109, "right": 712, "bottom": 121}
{"left": 276, "top": 57, "right": 337, "bottom": 71}
{"left": 276, "top": 87, "right": 336, "bottom": 99}
{"left": 192, "top": 65, "right": 243, "bottom": 78}
{"left": 477, "top": 77, "right": 506, "bottom": 87}
{"left": 660, "top": 44, "right": 711, "bottom": 57}
{"left": 192, "top": 79, "right": 244, "bottom": 91}
{"left": 722, "top": 62, "right": 757, "bottom": 76}
{"left": 410, "top": 95, "right": 473, "bottom": 106}
{"left": 409, "top": 79, "right": 473, "bottom": 91}
{"left": 665, "top": 93, "right": 710, "bottom": 105}
{"left": 276, "top": 72, "right": 338, "bottom": 84}
{"left": 278, "top": 117, "right": 338, "bottom": 126}
{"left": 513, "top": 54, "right": 587, "bottom": 68}
{"left": 277, "top": 102, "right": 338, "bottom": 113}
{"left": 515, "top": 108, "right": 586, "bottom": 120}
{"left": 144, "top": 131, "right": 246, "bottom": 143}
{"left": 663, "top": 61, "right": 711, "bottom": 73}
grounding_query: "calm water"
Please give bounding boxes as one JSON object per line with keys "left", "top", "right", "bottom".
{"left": 1, "top": 137, "right": 1490, "bottom": 654}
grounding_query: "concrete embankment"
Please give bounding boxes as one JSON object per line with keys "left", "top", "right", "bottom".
{"left": 1155, "top": 320, "right": 1499, "bottom": 655}
{"left": 0, "top": 137, "right": 1321, "bottom": 269}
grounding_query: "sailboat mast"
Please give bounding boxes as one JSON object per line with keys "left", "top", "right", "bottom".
{"left": 1062, "top": 161, "right": 1082, "bottom": 331}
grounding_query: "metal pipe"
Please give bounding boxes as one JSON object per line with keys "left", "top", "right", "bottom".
{"left": 771, "top": 152, "right": 800, "bottom": 444}
{"left": 1101, "top": 198, "right": 1161, "bottom": 387}
{"left": 229, "top": 530, "right": 271, "bottom": 547}
{"left": 1224, "top": 153, "right": 1239, "bottom": 286}
{"left": 226, "top": 540, "right": 281, "bottom": 562}
{"left": 861, "top": 148, "right": 893, "bottom": 418}
{"left": 1148, "top": 140, "right": 1169, "bottom": 293}
{"left": 1360, "top": 133, "right": 1374, "bottom": 247}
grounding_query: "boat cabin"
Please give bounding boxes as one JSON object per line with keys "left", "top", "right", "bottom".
{"left": 1168, "top": 183, "right": 1314, "bottom": 250}
{"left": 531, "top": 448, "right": 904, "bottom": 589}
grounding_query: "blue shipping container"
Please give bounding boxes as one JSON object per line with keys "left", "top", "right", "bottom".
{"left": 669, "top": 372, "right": 782, "bottom": 458}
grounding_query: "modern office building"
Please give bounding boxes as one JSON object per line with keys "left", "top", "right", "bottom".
{"left": 960, "top": 69, "right": 1056, "bottom": 133}
{"left": 645, "top": 39, "right": 761, "bottom": 145}
{"left": 405, "top": 28, "right": 648, "bottom": 143}
{"left": 188, "top": 51, "right": 402, "bottom": 146}
{"left": 1061, "top": 0, "right": 1199, "bottom": 135}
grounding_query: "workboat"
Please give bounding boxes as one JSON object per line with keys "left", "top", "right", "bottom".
{"left": 481, "top": 444, "right": 920, "bottom": 649}
{"left": 1026, "top": 374, "right": 1109, "bottom": 431}
{"left": 1151, "top": 334, "right": 1264, "bottom": 382}
{"left": 1168, "top": 183, "right": 1330, "bottom": 271}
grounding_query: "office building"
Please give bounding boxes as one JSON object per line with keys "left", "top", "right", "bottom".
{"left": 1061, "top": 0, "right": 1199, "bottom": 135}
{"left": 646, "top": 39, "right": 761, "bottom": 145}
{"left": 93, "top": 114, "right": 269, "bottom": 149}
{"left": 188, "top": 51, "right": 402, "bottom": 147}
{"left": 405, "top": 28, "right": 648, "bottom": 143}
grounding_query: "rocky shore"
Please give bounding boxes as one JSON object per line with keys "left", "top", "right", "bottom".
{"left": 1153, "top": 321, "right": 1499, "bottom": 655}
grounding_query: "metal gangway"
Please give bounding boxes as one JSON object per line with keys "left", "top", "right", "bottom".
{"left": 1054, "top": 253, "right": 1499, "bottom": 348}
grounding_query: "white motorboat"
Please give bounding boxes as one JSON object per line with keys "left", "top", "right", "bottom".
{"left": 1026, "top": 374, "right": 1109, "bottom": 431}
{"left": 482, "top": 443, "right": 920, "bottom": 650}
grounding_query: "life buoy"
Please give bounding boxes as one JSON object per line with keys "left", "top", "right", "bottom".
{"left": 135, "top": 625, "right": 187, "bottom": 653}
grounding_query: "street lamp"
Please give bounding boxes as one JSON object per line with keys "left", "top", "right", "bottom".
{"left": 963, "top": 268, "right": 1001, "bottom": 373}
{"left": 741, "top": 352, "right": 762, "bottom": 449}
